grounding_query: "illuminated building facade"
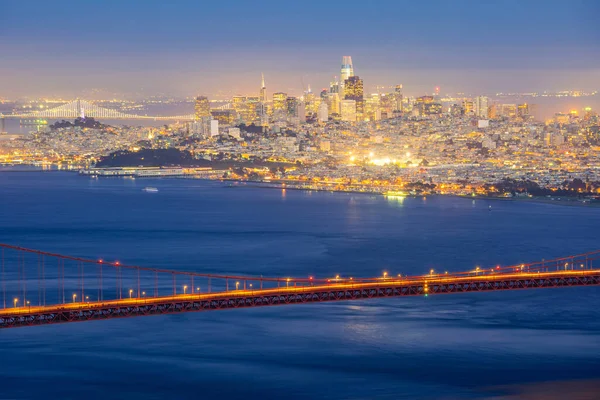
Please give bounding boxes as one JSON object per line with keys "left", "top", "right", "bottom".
{"left": 260, "top": 73, "right": 267, "bottom": 102}
{"left": 194, "top": 96, "right": 210, "bottom": 120}
{"left": 272, "top": 92, "right": 287, "bottom": 113}
{"left": 341, "top": 99, "right": 357, "bottom": 122}
{"left": 474, "top": 96, "right": 489, "bottom": 118}
{"left": 343, "top": 76, "right": 364, "bottom": 119}
{"left": 394, "top": 85, "right": 403, "bottom": 112}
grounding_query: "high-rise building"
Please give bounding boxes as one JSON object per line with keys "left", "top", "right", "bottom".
{"left": 329, "top": 77, "right": 340, "bottom": 94}
{"left": 394, "top": 85, "right": 403, "bottom": 112}
{"left": 286, "top": 96, "right": 299, "bottom": 117}
{"left": 340, "top": 56, "right": 354, "bottom": 95}
{"left": 272, "top": 92, "right": 287, "bottom": 113}
{"left": 474, "top": 96, "right": 489, "bottom": 118}
{"left": 500, "top": 104, "right": 518, "bottom": 118}
{"left": 194, "top": 96, "right": 210, "bottom": 120}
{"left": 318, "top": 101, "right": 329, "bottom": 123}
{"left": 343, "top": 76, "right": 364, "bottom": 119}
{"left": 463, "top": 99, "right": 475, "bottom": 116}
{"left": 328, "top": 93, "right": 341, "bottom": 116}
{"left": 341, "top": 100, "right": 357, "bottom": 122}
{"left": 260, "top": 73, "right": 267, "bottom": 102}
{"left": 415, "top": 96, "right": 441, "bottom": 116}
{"left": 340, "top": 56, "right": 354, "bottom": 83}
{"left": 517, "top": 103, "right": 529, "bottom": 118}
{"left": 211, "top": 110, "right": 236, "bottom": 125}
{"left": 365, "top": 94, "right": 381, "bottom": 121}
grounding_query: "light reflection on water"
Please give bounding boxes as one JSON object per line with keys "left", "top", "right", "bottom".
{"left": 0, "top": 172, "right": 598, "bottom": 399}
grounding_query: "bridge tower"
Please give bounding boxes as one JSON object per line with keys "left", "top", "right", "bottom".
{"left": 76, "top": 99, "right": 85, "bottom": 119}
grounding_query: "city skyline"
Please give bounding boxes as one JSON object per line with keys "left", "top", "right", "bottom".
{"left": 1, "top": 0, "right": 599, "bottom": 98}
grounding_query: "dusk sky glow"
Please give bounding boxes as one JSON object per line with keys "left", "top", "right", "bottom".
{"left": 1, "top": 0, "right": 599, "bottom": 98}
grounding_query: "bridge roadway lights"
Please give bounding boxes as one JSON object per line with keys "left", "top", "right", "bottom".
{"left": 1, "top": 272, "right": 599, "bottom": 329}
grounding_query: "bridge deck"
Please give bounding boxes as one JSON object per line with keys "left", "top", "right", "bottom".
{"left": 2, "top": 269, "right": 599, "bottom": 329}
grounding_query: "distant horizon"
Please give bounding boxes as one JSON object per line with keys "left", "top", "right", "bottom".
{"left": 1, "top": 0, "right": 599, "bottom": 99}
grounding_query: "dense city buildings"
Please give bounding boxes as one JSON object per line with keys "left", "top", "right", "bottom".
{"left": 1, "top": 56, "right": 599, "bottom": 202}
{"left": 194, "top": 96, "right": 210, "bottom": 120}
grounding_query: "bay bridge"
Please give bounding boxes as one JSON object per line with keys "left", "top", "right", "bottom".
{"left": 1, "top": 243, "right": 599, "bottom": 329}
{"left": 0, "top": 99, "right": 232, "bottom": 122}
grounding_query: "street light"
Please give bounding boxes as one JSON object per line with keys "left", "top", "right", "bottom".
{"left": 129, "top": 289, "right": 133, "bottom": 299}
{"left": 183, "top": 285, "right": 188, "bottom": 294}
{"left": 430, "top": 269, "right": 434, "bottom": 276}
{"left": 13, "top": 298, "right": 18, "bottom": 308}
{"left": 196, "top": 287, "right": 200, "bottom": 293}
{"left": 236, "top": 281, "right": 240, "bottom": 290}
{"left": 85, "top": 296, "right": 89, "bottom": 302}
{"left": 26, "top": 300, "right": 30, "bottom": 310}
{"left": 286, "top": 278, "right": 290, "bottom": 288}
{"left": 72, "top": 294, "right": 77, "bottom": 303}
{"left": 383, "top": 271, "right": 388, "bottom": 279}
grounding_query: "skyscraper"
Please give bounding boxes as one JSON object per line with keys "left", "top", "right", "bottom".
{"left": 272, "top": 92, "right": 287, "bottom": 112}
{"left": 474, "top": 96, "right": 489, "bottom": 118}
{"left": 340, "top": 56, "right": 354, "bottom": 96}
{"left": 343, "top": 76, "right": 364, "bottom": 119}
{"left": 260, "top": 73, "right": 267, "bottom": 102}
{"left": 340, "top": 56, "right": 354, "bottom": 83}
{"left": 394, "top": 85, "right": 403, "bottom": 112}
{"left": 194, "top": 96, "right": 210, "bottom": 120}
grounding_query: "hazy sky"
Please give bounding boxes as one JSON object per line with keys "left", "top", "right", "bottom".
{"left": 1, "top": 0, "right": 599, "bottom": 99}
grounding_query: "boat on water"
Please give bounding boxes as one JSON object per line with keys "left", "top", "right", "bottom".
{"left": 142, "top": 187, "right": 158, "bottom": 193}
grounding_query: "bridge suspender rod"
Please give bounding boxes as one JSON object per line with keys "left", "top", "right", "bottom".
{"left": 57, "top": 259, "right": 60, "bottom": 304}
{"left": 154, "top": 271, "right": 158, "bottom": 297}
{"left": 21, "top": 252, "right": 26, "bottom": 308}
{"left": 81, "top": 261, "right": 84, "bottom": 303}
{"left": 1, "top": 248, "right": 4, "bottom": 309}
{"left": 98, "top": 263, "right": 102, "bottom": 301}
{"left": 137, "top": 268, "right": 141, "bottom": 299}
{"left": 37, "top": 254, "right": 41, "bottom": 306}
{"left": 42, "top": 255, "right": 46, "bottom": 306}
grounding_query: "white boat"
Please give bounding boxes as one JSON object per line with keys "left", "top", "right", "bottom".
{"left": 143, "top": 187, "right": 158, "bottom": 193}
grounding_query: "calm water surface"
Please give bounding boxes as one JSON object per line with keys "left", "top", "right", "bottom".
{"left": 0, "top": 171, "right": 599, "bottom": 399}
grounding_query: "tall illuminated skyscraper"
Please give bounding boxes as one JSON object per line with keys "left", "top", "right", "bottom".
{"left": 194, "top": 96, "right": 210, "bottom": 120}
{"left": 340, "top": 56, "right": 354, "bottom": 83}
{"left": 340, "top": 56, "right": 354, "bottom": 96}
{"left": 260, "top": 73, "right": 267, "bottom": 102}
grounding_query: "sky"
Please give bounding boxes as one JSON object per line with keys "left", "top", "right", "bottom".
{"left": 0, "top": 0, "right": 599, "bottom": 99}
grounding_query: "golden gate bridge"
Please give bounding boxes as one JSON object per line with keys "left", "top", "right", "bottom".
{"left": 0, "top": 99, "right": 231, "bottom": 122}
{"left": 0, "top": 243, "right": 599, "bottom": 329}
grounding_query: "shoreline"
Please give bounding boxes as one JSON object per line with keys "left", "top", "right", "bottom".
{"left": 2, "top": 168, "right": 599, "bottom": 208}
